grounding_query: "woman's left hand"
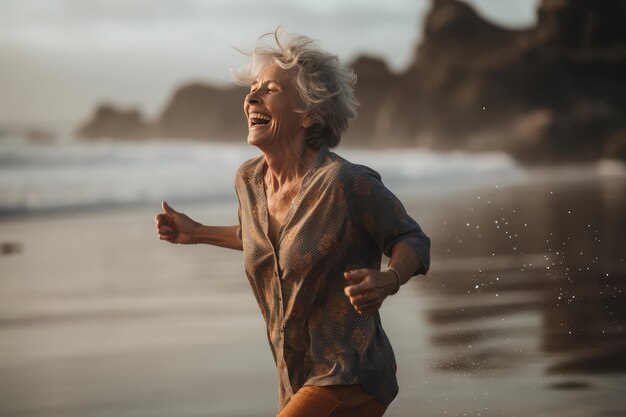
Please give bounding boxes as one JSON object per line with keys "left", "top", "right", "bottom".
{"left": 343, "top": 269, "right": 398, "bottom": 314}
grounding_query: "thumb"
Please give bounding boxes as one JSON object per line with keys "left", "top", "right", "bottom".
{"left": 344, "top": 268, "right": 369, "bottom": 284}
{"left": 162, "top": 200, "right": 177, "bottom": 216}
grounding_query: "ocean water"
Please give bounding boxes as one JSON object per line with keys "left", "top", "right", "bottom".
{"left": 0, "top": 136, "right": 530, "bottom": 217}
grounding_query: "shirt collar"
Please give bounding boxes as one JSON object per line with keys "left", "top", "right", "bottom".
{"left": 252, "top": 145, "right": 328, "bottom": 187}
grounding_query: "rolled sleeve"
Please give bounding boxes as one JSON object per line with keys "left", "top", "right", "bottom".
{"left": 347, "top": 166, "right": 430, "bottom": 276}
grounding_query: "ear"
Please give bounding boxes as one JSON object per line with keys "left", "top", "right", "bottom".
{"left": 301, "top": 114, "right": 315, "bottom": 129}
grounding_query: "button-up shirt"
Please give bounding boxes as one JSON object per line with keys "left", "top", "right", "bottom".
{"left": 235, "top": 145, "right": 430, "bottom": 410}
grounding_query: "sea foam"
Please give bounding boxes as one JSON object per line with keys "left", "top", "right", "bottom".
{"left": 0, "top": 137, "right": 523, "bottom": 216}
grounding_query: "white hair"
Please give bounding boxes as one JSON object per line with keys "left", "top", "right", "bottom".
{"left": 232, "top": 28, "right": 359, "bottom": 149}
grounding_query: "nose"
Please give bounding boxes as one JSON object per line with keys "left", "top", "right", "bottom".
{"left": 245, "top": 90, "right": 261, "bottom": 105}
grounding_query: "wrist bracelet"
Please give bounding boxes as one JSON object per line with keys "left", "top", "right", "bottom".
{"left": 387, "top": 266, "right": 401, "bottom": 295}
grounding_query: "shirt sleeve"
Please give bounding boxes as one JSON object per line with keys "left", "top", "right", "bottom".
{"left": 346, "top": 165, "right": 430, "bottom": 276}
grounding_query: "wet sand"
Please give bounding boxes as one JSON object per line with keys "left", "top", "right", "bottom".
{"left": 0, "top": 173, "right": 625, "bottom": 416}
{"left": 400, "top": 173, "right": 626, "bottom": 417}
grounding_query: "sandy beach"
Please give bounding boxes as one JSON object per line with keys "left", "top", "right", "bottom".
{"left": 1, "top": 172, "right": 625, "bottom": 417}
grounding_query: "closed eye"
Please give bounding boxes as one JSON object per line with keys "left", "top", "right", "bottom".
{"left": 249, "top": 81, "right": 281, "bottom": 94}
{"left": 267, "top": 82, "right": 281, "bottom": 93}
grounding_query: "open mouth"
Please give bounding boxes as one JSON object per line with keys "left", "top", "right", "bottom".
{"left": 249, "top": 112, "right": 272, "bottom": 127}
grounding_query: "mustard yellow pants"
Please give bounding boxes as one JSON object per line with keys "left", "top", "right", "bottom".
{"left": 277, "top": 384, "right": 388, "bottom": 417}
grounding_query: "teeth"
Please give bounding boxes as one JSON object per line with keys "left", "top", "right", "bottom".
{"left": 249, "top": 112, "right": 271, "bottom": 121}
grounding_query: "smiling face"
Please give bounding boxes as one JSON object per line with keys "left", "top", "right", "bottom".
{"left": 243, "top": 64, "right": 314, "bottom": 151}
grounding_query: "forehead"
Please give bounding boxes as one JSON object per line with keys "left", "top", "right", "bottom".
{"left": 253, "top": 63, "right": 296, "bottom": 85}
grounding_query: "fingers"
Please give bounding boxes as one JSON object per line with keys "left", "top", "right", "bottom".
{"left": 344, "top": 280, "right": 370, "bottom": 298}
{"left": 344, "top": 284, "right": 367, "bottom": 298}
{"left": 344, "top": 269, "right": 385, "bottom": 314}
{"left": 156, "top": 223, "right": 176, "bottom": 241}
{"left": 343, "top": 269, "right": 372, "bottom": 297}
{"left": 155, "top": 204, "right": 177, "bottom": 242}
{"left": 155, "top": 213, "right": 170, "bottom": 226}
{"left": 344, "top": 269, "right": 368, "bottom": 284}
{"left": 155, "top": 202, "right": 181, "bottom": 244}
{"left": 345, "top": 282, "right": 382, "bottom": 313}
{"left": 157, "top": 224, "right": 174, "bottom": 236}
{"left": 356, "top": 302, "right": 382, "bottom": 314}
{"left": 350, "top": 291, "right": 383, "bottom": 314}
{"left": 351, "top": 290, "right": 381, "bottom": 306}
{"left": 159, "top": 234, "right": 174, "bottom": 243}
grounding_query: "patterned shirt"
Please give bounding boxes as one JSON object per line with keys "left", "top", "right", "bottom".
{"left": 234, "top": 145, "right": 430, "bottom": 410}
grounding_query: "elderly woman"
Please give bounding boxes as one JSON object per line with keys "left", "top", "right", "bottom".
{"left": 155, "top": 30, "right": 430, "bottom": 417}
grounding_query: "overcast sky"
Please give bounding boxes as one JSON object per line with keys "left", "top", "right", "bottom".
{"left": 0, "top": 0, "right": 539, "bottom": 129}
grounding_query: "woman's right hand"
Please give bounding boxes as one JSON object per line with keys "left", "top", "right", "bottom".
{"left": 155, "top": 201, "right": 200, "bottom": 244}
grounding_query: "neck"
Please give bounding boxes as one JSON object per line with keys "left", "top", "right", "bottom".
{"left": 262, "top": 139, "right": 317, "bottom": 193}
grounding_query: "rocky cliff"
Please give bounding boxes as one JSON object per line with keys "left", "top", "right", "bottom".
{"left": 384, "top": 0, "right": 626, "bottom": 163}
{"left": 75, "top": 0, "right": 626, "bottom": 163}
{"left": 76, "top": 104, "right": 152, "bottom": 140}
{"left": 157, "top": 84, "right": 248, "bottom": 140}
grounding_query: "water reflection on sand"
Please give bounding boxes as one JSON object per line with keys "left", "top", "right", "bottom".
{"left": 409, "top": 174, "right": 626, "bottom": 415}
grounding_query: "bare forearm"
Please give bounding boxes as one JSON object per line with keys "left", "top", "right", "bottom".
{"left": 387, "top": 238, "right": 423, "bottom": 287}
{"left": 193, "top": 224, "right": 242, "bottom": 250}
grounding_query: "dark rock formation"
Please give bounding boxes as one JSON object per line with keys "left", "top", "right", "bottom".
{"left": 76, "top": 86, "right": 248, "bottom": 141}
{"left": 75, "top": 0, "right": 626, "bottom": 163}
{"left": 24, "top": 129, "right": 55, "bottom": 142}
{"left": 157, "top": 84, "right": 247, "bottom": 140}
{"left": 1, "top": 241, "right": 23, "bottom": 255}
{"left": 76, "top": 104, "right": 152, "bottom": 140}
{"left": 345, "top": 56, "right": 400, "bottom": 147}
{"left": 373, "top": 0, "right": 626, "bottom": 163}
